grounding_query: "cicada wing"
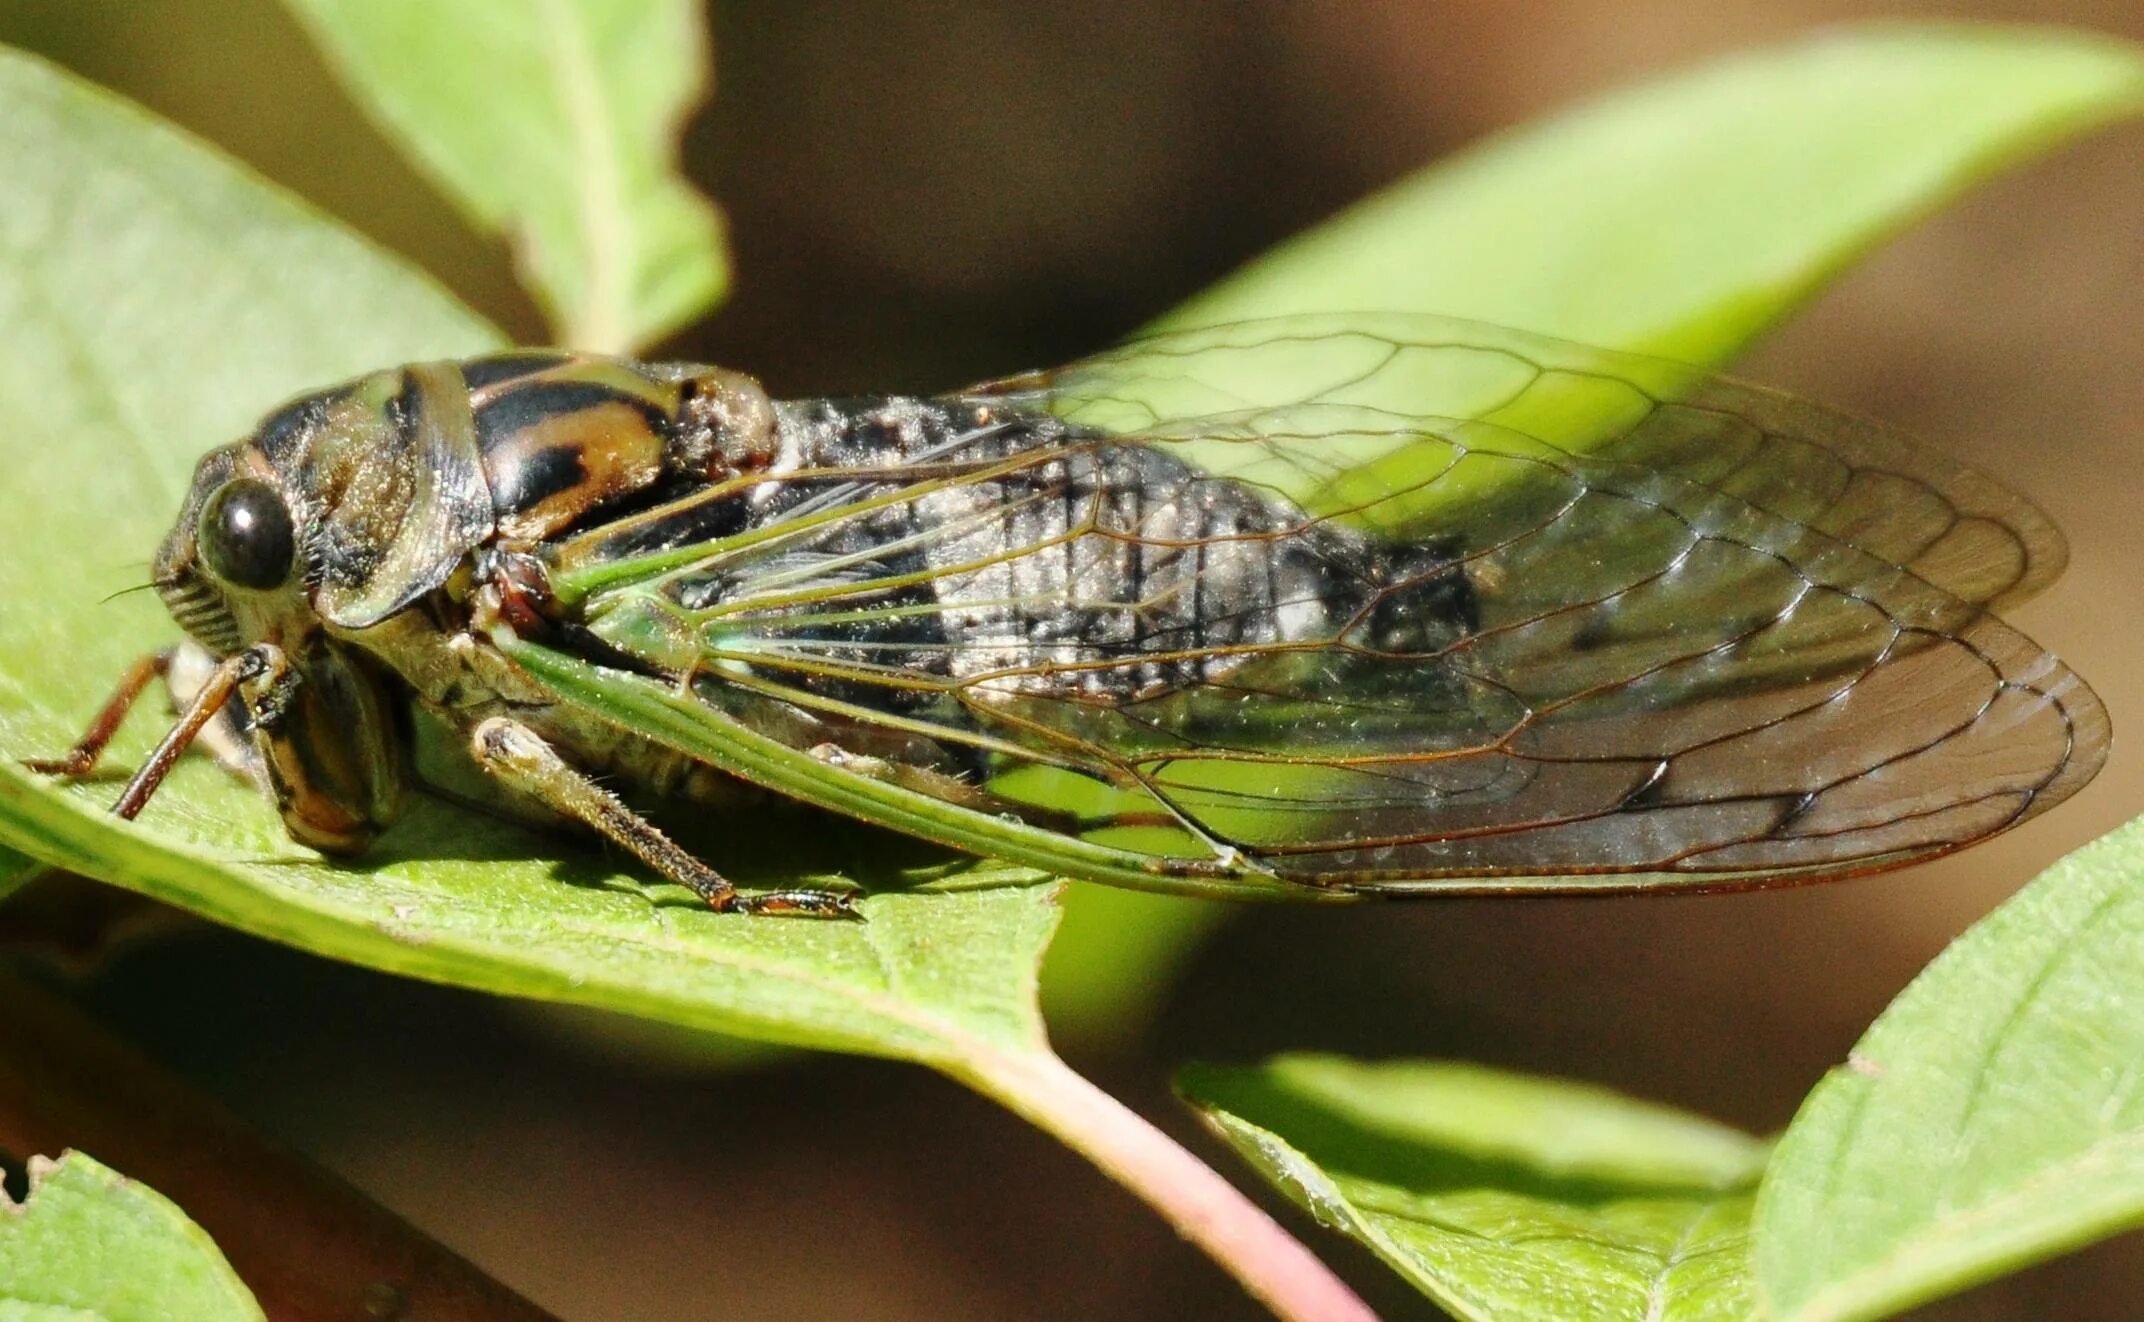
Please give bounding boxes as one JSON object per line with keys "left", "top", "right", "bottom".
{"left": 973, "top": 311, "right": 2066, "bottom": 611}
{"left": 497, "top": 637, "right": 1315, "bottom": 901}
{"left": 562, "top": 313, "right": 2103, "bottom": 896}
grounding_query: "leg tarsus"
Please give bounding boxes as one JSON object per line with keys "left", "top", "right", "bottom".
{"left": 717, "top": 888, "right": 865, "bottom": 921}
{"left": 472, "top": 717, "right": 861, "bottom": 921}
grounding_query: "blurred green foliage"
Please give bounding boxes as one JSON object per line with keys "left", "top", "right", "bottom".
{"left": 287, "top": 0, "right": 726, "bottom": 352}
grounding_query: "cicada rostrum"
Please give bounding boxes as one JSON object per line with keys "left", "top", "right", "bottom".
{"left": 29, "top": 314, "right": 2109, "bottom": 918}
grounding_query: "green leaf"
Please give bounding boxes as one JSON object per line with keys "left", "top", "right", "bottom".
{"left": 284, "top": 0, "right": 726, "bottom": 352}
{"left": 1754, "top": 816, "right": 2144, "bottom": 1321}
{"left": 1181, "top": 1056, "right": 1767, "bottom": 1320}
{"left": 0, "top": 1151, "right": 262, "bottom": 1321}
{"left": 0, "top": 47, "right": 1060, "bottom": 1069}
{"left": 1166, "top": 22, "right": 2144, "bottom": 363}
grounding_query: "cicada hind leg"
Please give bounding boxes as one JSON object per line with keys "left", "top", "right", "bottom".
{"left": 468, "top": 717, "right": 863, "bottom": 921}
{"left": 25, "top": 643, "right": 286, "bottom": 820}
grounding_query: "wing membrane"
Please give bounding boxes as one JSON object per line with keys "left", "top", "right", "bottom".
{"left": 568, "top": 314, "right": 2104, "bottom": 895}
{"left": 990, "top": 312, "right": 2063, "bottom": 609}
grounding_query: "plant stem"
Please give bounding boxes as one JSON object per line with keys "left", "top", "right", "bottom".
{"left": 0, "top": 963, "right": 554, "bottom": 1322}
{"left": 957, "top": 1045, "right": 1376, "bottom": 1322}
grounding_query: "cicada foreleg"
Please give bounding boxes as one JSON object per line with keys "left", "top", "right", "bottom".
{"left": 23, "top": 648, "right": 176, "bottom": 779}
{"left": 469, "top": 717, "right": 864, "bottom": 920}
{"left": 27, "top": 644, "right": 289, "bottom": 822}
{"left": 112, "top": 645, "right": 289, "bottom": 821}
{"left": 163, "top": 642, "right": 269, "bottom": 787}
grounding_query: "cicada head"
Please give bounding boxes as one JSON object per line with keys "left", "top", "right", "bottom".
{"left": 149, "top": 367, "right": 466, "bottom": 853}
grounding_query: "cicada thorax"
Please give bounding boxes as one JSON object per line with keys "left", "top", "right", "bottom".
{"left": 240, "top": 352, "right": 776, "bottom": 631}
{"left": 463, "top": 353, "right": 779, "bottom": 545}
{"left": 147, "top": 351, "right": 785, "bottom": 852}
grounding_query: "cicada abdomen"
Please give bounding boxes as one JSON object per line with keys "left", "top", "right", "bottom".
{"left": 575, "top": 393, "right": 1474, "bottom": 709}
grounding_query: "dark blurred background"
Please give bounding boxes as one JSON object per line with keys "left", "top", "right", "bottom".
{"left": 2, "top": 1, "right": 2140, "bottom": 1317}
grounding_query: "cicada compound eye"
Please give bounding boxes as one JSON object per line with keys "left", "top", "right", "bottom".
{"left": 196, "top": 476, "right": 297, "bottom": 590}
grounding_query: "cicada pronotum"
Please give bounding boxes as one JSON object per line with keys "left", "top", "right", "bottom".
{"left": 29, "top": 314, "right": 2108, "bottom": 918}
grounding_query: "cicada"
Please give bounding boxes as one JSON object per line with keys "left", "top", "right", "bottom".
{"left": 29, "top": 314, "right": 2108, "bottom": 918}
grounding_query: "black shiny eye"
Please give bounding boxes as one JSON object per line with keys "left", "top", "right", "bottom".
{"left": 196, "top": 477, "right": 296, "bottom": 590}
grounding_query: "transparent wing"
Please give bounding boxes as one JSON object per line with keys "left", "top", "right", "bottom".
{"left": 566, "top": 313, "right": 2105, "bottom": 895}
{"left": 993, "top": 312, "right": 2066, "bottom": 610}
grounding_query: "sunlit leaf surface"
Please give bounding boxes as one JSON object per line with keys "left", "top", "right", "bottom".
{"left": 1182, "top": 1056, "right": 1765, "bottom": 1320}
{"left": 1756, "top": 816, "right": 2144, "bottom": 1321}
{"left": 0, "top": 1151, "right": 262, "bottom": 1321}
